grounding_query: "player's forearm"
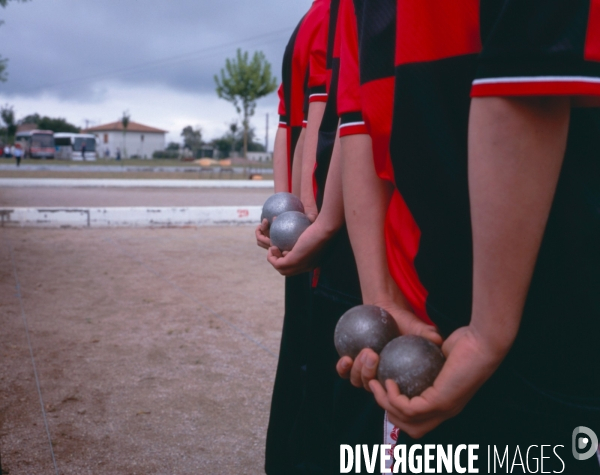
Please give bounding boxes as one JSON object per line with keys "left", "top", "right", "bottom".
{"left": 291, "top": 128, "right": 306, "bottom": 197}
{"left": 313, "top": 130, "right": 345, "bottom": 237}
{"left": 300, "top": 102, "right": 326, "bottom": 218}
{"left": 272, "top": 127, "right": 289, "bottom": 193}
{"left": 468, "top": 96, "right": 570, "bottom": 356}
{"left": 341, "top": 134, "right": 411, "bottom": 310}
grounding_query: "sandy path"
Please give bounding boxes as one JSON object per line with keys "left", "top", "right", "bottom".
{"left": 0, "top": 227, "right": 283, "bottom": 474}
{"left": 0, "top": 187, "right": 272, "bottom": 208}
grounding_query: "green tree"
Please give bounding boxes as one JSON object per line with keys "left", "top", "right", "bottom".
{"left": 37, "top": 117, "right": 79, "bottom": 133}
{"left": 1, "top": 0, "right": 29, "bottom": 82}
{"left": 211, "top": 121, "right": 265, "bottom": 158}
{"left": 1, "top": 104, "right": 16, "bottom": 143}
{"left": 19, "top": 113, "right": 41, "bottom": 125}
{"left": 214, "top": 49, "right": 276, "bottom": 158}
{"left": 19, "top": 113, "right": 79, "bottom": 133}
{"left": 121, "top": 110, "right": 130, "bottom": 158}
{"left": 181, "top": 126, "right": 203, "bottom": 157}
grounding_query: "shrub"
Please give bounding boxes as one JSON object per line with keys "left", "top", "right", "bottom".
{"left": 152, "top": 150, "right": 180, "bottom": 159}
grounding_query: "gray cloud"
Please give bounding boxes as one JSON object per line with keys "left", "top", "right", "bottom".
{"left": 0, "top": 0, "right": 311, "bottom": 100}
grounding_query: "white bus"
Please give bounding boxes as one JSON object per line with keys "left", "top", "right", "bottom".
{"left": 54, "top": 133, "right": 97, "bottom": 161}
{"left": 15, "top": 130, "right": 55, "bottom": 159}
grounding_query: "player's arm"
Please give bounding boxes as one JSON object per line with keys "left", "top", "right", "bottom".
{"left": 272, "top": 126, "right": 289, "bottom": 193}
{"left": 291, "top": 128, "right": 305, "bottom": 197}
{"left": 338, "top": 133, "right": 442, "bottom": 391}
{"left": 256, "top": 125, "right": 288, "bottom": 250}
{"left": 257, "top": 85, "right": 288, "bottom": 250}
{"left": 268, "top": 128, "right": 345, "bottom": 274}
{"left": 299, "top": 22, "right": 329, "bottom": 222}
{"left": 300, "top": 101, "right": 326, "bottom": 221}
{"left": 332, "top": 0, "right": 439, "bottom": 391}
{"left": 371, "top": 96, "right": 570, "bottom": 438}
{"left": 368, "top": 1, "right": 599, "bottom": 436}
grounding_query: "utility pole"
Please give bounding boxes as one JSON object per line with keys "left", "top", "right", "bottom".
{"left": 265, "top": 113, "right": 269, "bottom": 153}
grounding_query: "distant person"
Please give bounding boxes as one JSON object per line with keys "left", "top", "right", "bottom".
{"left": 81, "top": 142, "right": 86, "bottom": 161}
{"left": 105, "top": 147, "right": 110, "bottom": 158}
{"left": 116, "top": 147, "right": 121, "bottom": 161}
{"left": 4, "top": 145, "right": 11, "bottom": 158}
{"left": 13, "top": 143, "right": 23, "bottom": 167}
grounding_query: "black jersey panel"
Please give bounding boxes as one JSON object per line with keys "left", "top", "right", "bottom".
{"left": 479, "top": 0, "right": 589, "bottom": 63}
{"left": 507, "top": 107, "right": 600, "bottom": 399}
{"left": 327, "top": 0, "right": 340, "bottom": 70}
{"left": 391, "top": 55, "right": 478, "bottom": 335}
{"left": 315, "top": 58, "right": 340, "bottom": 210}
{"left": 475, "top": 56, "right": 600, "bottom": 82}
{"left": 316, "top": 226, "right": 363, "bottom": 304}
{"left": 303, "top": 68, "right": 311, "bottom": 120}
{"left": 353, "top": 0, "right": 395, "bottom": 84}
{"left": 291, "top": 126, "right": 303, "bottom": 167}
{"left": 282, "top": 20, "right": 304, "bottom": 131}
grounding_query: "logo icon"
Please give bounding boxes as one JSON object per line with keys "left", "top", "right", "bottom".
{"left": 572, "top": 426, "right": 598, "bottom": 461}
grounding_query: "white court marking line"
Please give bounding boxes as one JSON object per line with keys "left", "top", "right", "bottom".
{"left": 106, "top": 237, "right": 277, "bottom": 359}
{"left": 5, "top": 236, "right": 60, "bottom": 475}
{"left": 0, "top": 206, "right": 262, "bottom": 228}
{"left": 0, "top": 178, "right": 274, "bottom": 188}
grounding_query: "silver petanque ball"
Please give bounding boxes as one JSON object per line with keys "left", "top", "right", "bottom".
{"left": 377, "top": 335, "right": 445, "bottom": 398}
{"left": 334, "top": 305, "right": 400, "bottom": 359}
{"left": 269, "top": 211, "right": 311, "bottom": 251}
{"left": 261, "top": 192, "right": 305, "bottom": 225}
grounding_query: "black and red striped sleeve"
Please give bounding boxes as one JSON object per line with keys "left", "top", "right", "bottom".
{"left": 308, "top": 22, "right": 329, "bottom": 104}
{"left": 277, "top": 83, "right": 288, "bottom": 128}
{"left": 337, "top": 0, "right": 368, "bottom": 137}
{"left": 472, "top": 0, "right": 600, "bottom": 98}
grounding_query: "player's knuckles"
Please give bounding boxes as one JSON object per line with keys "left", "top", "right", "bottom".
{"left": 349, "top": 367, "right": 364, "bottom": 387}
{"left": 361, "top": 374, "right": 374, "bottom": 392}
{"left": 350, "top": 373, "right": 363, "bottom": 388}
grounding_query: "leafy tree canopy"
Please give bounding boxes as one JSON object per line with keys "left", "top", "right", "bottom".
{"left": 211, "top": 121, "right": 265, "bottom": 157}
{"left": 181, "top": 126, "right": 203, "bottom": 152}
{"left": 1, "top": 104, "right": 16, "bottom": 139}
{"left": 19, "top": 113, "right": 80, "bottom": 133}
{"left": 214, "top": 49, "right": 276, "bottom": 158}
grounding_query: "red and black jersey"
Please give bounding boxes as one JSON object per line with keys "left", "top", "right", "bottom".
{"left": 310, "top": 0, "right": 364, "bottom": 303}
{"left": 337, "top": 0, "right": 368, "bottom": 138}
{"left": 278, "top": 0, "right": 330, "bottom": 190}
{"left": 342, "top": 0, "right": 433, "bottom": 323}
{"left": 313, "top": 0, "right": 341, "bottom": 209}
{"left": 389, "top": 0, "right": 600, "bottom": 399}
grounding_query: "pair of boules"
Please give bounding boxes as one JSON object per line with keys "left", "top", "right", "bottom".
{"left": 334, "top": 304, "right": 445, "bottom": 398}
{"left": 261, "top": 192, "right": 311, "bottom": 251}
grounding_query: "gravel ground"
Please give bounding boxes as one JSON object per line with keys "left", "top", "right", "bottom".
{"left": 0, "top": 187, "right": 272, "bottom": 208}
{"left": 0, "top": 226, "right": 283, "bottom": 474}
{"left": 0, "top": 171, "right": 274, "bottom": 181}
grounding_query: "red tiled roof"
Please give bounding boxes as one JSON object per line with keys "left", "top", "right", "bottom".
{"left": 82, "top": 121, "right": 167, "bottom": 134}
{"left": 16, "top": 123, "right": 38, "bottom": 133}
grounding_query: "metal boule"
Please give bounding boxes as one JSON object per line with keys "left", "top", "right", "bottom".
{"left": 334, "top": 305, "right": 400, "bottom": 359}
{"left": 261, "top": 192, "right": 305, "bottom": 225}
{"left": 269, "top": 211, "right": 311, "bottom": 251}
{"left": 377, "top": 335, "right": 445, "bottom": 398}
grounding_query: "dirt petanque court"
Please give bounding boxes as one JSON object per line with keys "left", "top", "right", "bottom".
{"left": 0, "top": 225, "right": 284, "bottom": 474}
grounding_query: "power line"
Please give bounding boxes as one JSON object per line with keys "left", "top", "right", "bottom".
{"left": 21, "top": 26, "right": 294, "bottom": 94}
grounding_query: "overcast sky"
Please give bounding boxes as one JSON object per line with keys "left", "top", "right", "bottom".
{"left": 0, "top": 0, "right": 311, "bottom": 147}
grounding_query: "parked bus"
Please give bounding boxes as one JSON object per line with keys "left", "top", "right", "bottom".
{"left": 54, "top": 133, "right": 97, "bottom": 161}
{"left": 15, "top": 130, "right": 55, "bottom": 159}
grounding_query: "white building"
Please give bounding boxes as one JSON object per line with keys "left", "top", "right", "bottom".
{"left": 83, "top": 121, "right": 167, "bottom": 159}
{"left": 247, "top": 151, "right": 273, "bottom": 162}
